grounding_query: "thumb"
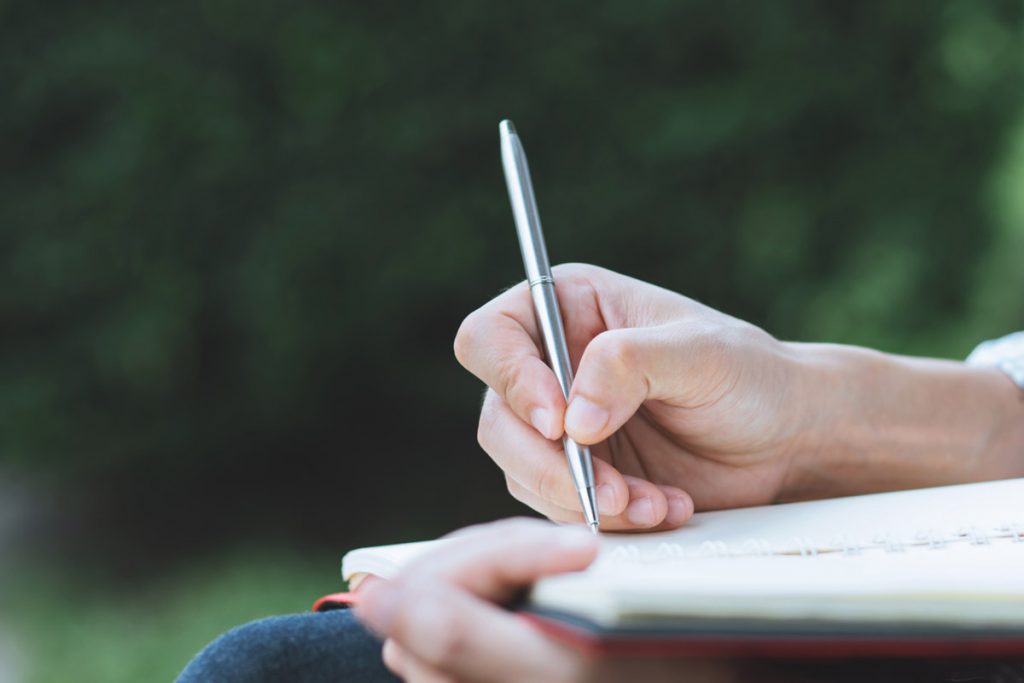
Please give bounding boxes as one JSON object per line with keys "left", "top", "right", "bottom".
{"left": 564, "top": 324, "right": 702, "bottom": 444}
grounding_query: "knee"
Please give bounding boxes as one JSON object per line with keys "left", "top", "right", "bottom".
{"left": 177, "top": 615, "right": 299, "bottom": 683}
{"left": 176, "top": 610, "right": 394, "bottom": 683}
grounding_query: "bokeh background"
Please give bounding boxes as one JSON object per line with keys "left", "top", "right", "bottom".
{"left": 2, "top": 1, "right": 1024, "bottom": 680}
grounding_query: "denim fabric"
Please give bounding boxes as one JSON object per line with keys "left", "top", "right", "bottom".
{"left": 176, "top": 608, "right": 400, "bottom": 683}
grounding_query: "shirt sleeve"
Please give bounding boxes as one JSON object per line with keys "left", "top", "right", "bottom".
{"left": 965, "top": 331, "right": 1024, "bottom": 390}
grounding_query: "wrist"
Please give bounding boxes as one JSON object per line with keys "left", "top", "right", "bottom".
{"left": 779, "top": 342, "right": 1024, "bottom": 500}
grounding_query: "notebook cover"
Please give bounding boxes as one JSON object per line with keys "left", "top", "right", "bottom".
{"left": 313, "top": 592, "right": 1024, "bottom": 658}
{"left": 520, "top": 608, "right": 1024, "bottom": 658}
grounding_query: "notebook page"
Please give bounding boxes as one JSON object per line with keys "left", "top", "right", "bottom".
{"left": 342, "top": 479, "right": 1024, "bottom": 586}
{"left": 343, "top": 539, "right": 452, "bottom": 586}
{"left": 592, "top": 477, "right": 1024, "bottom": 561}
{"left": 533, "top": 540, "right": 1024, "bottom": 626}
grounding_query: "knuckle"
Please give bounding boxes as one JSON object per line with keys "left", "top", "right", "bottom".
{"left": 505, "top": 474, "right": 524, "bottom": 501}
{"left": 381, "top": 639, "right": 403, "bottom": 675}
{"left": 453, "top": 311, "right": 482, "bottom": 366}
{"left": 496, "top": 360, "right": 525, "bottom": 402}
{"left": 502, "top": 521, "right": 552, "bottom": 546}
{"left": 475, "top": 414, "right": 492, "bottom": 452}
{"left": 551, "top": 261, "right": 595, "bottom": 278}
{"left": 534, "top": 461, "right": 565, "bottom": 506}
{"left": 588, "top": 330, "right": 637, "bottom": 376}
{"left": 476, "top": 392, "right": 501, "bottom": 451}
{"left": 551, "top": 262, "right": 597, "bottom": 289}
{"left": 497, "top": 516, "right": 551, "bottom": 536}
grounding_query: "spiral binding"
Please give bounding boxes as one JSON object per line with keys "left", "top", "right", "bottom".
{"left": 600, "top": 523, "right": 1024, "bottom": 564}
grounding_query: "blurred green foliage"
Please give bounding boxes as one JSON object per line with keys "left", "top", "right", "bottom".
{"left": 4, "top": 2, "right": 1024, "bottom": 681}
{"left": 5, "top": 548, "right": 336, "bottom": 682}
{"left": 1, "top": 1, "right": 1023, "bottom": 556}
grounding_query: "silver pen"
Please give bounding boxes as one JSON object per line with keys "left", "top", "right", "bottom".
{"left": 499, "top": 119, "right": 600, "bottom": 534}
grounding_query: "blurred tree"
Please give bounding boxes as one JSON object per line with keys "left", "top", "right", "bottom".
{"left": 0, "top": 1, "right": 1021, "bottom": 563}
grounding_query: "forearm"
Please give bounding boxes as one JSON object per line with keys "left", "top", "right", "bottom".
{"left": 782, "top": 343, "right": 1024, "bottom": 500}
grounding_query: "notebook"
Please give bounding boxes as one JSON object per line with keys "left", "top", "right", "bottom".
{"left": 341, "top": 478, "right": 1024, "bottom": 657}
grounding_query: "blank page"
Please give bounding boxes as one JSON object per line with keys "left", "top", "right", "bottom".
{"left": 590, "top": 477, "right": 1024, "bottom": 561}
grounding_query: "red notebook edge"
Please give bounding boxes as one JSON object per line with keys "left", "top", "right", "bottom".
{"left": 312, "top": 592, "right": 357, "bottom": 612}
{"left": 313, "top": 591, "right": 1024, "bottom": 659}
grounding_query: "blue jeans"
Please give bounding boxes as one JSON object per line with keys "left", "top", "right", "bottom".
{"left": 176, "top": 608, "right": 399, "bottom": 683}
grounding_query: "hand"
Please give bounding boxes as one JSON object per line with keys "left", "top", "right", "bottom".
{"left": 454, "top": 264, "right": 811, "bottom": 530}
{"left": 355, "top": 518, "right": 738, "bottom": 683}
{"left": 454, "top": 264, "right": 1024, "bottom": 530}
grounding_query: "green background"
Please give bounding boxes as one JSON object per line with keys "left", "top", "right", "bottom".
{"left": 2, "top": 1, "right": 1023, "bottom": 680}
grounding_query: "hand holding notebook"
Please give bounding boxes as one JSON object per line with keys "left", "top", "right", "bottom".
{"left": 352, "top": 479, "right": 1024, "bottom": 681}
{"left": 356, "top": 518, "right": 743, "bottom": 683}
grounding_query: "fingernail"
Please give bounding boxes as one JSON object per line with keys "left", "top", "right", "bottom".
{"left": 626, "top": 497, "right": 656, "bottom": 527}
{"left": 358, "top": 581, "right": 401, "bottom": 634}
{"left": 564, "top": 397, "right": 609, "bottom": 438}
{"left": 530, "top": 407, "right": 553, "bottom": 437}
{"left": 596, "top": 484, "right": 617, "bottom": 514}
{"left": 666, "top": 495, "right": 690, "bottom": 525}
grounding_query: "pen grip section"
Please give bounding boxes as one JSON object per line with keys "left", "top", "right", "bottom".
{"left": 530, "top": 281, "right": 575, "bottom": 400}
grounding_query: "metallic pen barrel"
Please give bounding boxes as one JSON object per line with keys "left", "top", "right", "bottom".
{"left": 499, "top": 119, "right": 600, "bottom": 532}
{"left": 528, "top": 281, "right": 599, "bottom": 532}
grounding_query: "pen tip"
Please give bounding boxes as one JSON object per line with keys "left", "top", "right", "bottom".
{"left": 499, "top": 119, "right": 516, "bottom": 137}
{"left": 589, "top": 521, "right": 599, "bottom": 535}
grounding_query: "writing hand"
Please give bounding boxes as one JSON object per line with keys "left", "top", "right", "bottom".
{"left": 454, "top": 264, "right": 810, "bottom": 530}
{"left": 454, "top": 263, "right": 1024, "bottom": 530}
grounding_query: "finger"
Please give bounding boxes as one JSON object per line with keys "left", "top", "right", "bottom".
{"left": 356, "top": 522, "right": 597, "bottom": 630}
{"left": 402, "top": 660, "right": 454, "bottom": 683}
{"left": 358, "top": 522, "right": 596, "bottom": 680}
{"left": 373, "top": 519, "right": 596, "bottom": 609}
{"left": 352, "top": 574, "right": 382, "bottom": 593}
{"left": 441, "top": 515, "right": 544, "bottom": 541}
{"left": 454, "top": 280, "right": 568, "bottom": 439}
{"left": 384, "top": 640, "right": 455, "bottom": 683}
{"left": 565, "top": 322, "right": 735, "bottom": 444}
{"left": 414, "top": 519, "right": 598, "bottom": 601}
{"left": 549, "top": 262, "right": 708, "bottom": 349}
{"left": 479, "top": 390, "right": 629, "bottom": 515}
{"left": 381, "top": 638, "right": 406, "bottom": 677}
{"left": 363, "top": 578, "right": 585, "bottom": 683}
{"left": 657, "top": 484, "right": 696, "bottom": 527}
{"left": 455, "top": 264, "right": 648, "bottom": 440}
{"left": 506, "top": 475, "right": 693, "bottom": 531}
{"left": 456, "top": 263, "right": 707, "bottom": 443}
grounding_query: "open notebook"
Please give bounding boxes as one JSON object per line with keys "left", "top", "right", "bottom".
{"left": 342, "top": 479, "right": 1024, "bottom": 656}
